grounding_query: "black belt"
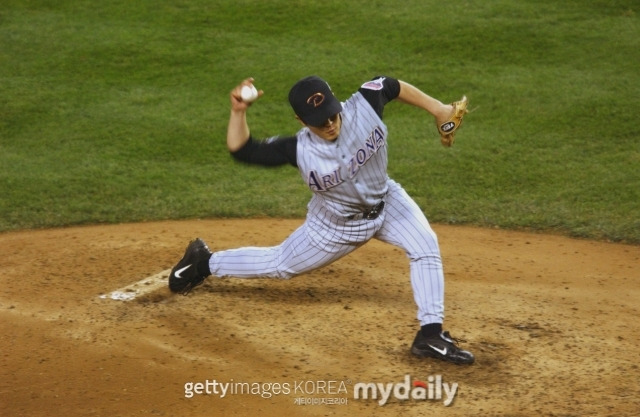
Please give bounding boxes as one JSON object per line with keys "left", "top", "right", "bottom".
{"left": 346, "top": 201, "right": 385, "bottom": 221}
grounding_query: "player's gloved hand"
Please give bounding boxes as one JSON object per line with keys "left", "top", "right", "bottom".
{"left": 436, "top": 96, "right": 468, "bottom": 147}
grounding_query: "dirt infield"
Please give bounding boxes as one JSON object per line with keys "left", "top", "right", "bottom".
{"left": 1, "top": 219, "right": 638, "bottom": 416}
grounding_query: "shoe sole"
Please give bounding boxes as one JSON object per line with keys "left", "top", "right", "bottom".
{"left": 411, "top": 346, "right": 474, "bottom": 365}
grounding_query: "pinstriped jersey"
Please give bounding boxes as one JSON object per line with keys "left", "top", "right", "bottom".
{"left": 296, "top": 89, "right": 389, "bottom": 216}
{"left": 230, "top": 76, "right": 400, "bottom": 216}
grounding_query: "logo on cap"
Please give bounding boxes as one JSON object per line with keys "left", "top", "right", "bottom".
{"left": 306, "top": 93, "right": 325, "bottom": 108}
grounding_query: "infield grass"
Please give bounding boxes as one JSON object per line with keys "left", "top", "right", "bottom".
{"left": 1, "top": 0, "right": 639, "bottom": 243}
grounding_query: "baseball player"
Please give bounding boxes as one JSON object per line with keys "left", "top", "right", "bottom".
{"left": 168, "top": 75, "right": 474, "bottom": 365}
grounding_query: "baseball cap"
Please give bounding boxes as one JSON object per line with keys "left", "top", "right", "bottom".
{"left": 288, "top": 76, "right": 343, "bottom": 127}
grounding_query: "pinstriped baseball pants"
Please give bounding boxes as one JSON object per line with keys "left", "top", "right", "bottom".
{"left": 209, "top": 180, "right": 445, "bottom": 326}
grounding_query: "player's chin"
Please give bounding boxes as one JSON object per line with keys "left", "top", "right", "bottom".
{"left": 310, "top": 125, "right": 340, "bottom": 141}
{"left": 321, "top": 129, "right": 339, "bottom": 141}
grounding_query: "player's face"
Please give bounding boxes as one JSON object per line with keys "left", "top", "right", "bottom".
{"left": 307, "top": 113, "right": 342, "bottom": 141}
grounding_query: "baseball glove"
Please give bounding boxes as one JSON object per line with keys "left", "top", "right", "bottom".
{"left": 437, "top": 96, "right": 468, "bottom": 147}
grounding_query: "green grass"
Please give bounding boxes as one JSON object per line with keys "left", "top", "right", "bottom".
{"left": 1, "top": 0, "right": 639, "bottom": 243}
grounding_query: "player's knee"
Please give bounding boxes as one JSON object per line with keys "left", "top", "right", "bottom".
{"left": 274, "top": 269, "right": 296, "bottom": 280}
{"left": 408, "top": 250, "right": 442, "bottom": 264}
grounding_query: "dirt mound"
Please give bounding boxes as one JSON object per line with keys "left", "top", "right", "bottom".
{"left": 1, "top": 219, "right": 638, "bottom": 416}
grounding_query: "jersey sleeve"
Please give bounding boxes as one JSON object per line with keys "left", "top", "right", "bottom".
{"left": 230, "top": 135, "right": 298, "bottom": 167}
{"left": 358, "top": 76, "right": 401, "bottom": 119}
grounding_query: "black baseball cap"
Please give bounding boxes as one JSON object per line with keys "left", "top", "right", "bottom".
{"left": 288, "top": 76, "right": 343, "bottom": 127}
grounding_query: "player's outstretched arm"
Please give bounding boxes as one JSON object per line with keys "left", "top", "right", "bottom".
{"left": 396, "top": 80, "right": 453, "bottom": 122}
{"left": 226, "top": 78, "right": 263, "bottom": 152}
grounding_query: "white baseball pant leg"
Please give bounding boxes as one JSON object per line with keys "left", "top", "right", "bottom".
{"left": 207, "top": 197, "right": 382, "bottom": 279}
{"left": 374, "top": 180, "right": 445, "bottom": 326}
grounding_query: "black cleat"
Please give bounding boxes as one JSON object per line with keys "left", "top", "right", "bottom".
{"left": 411, "top": 330, "right": 475, "bottom": 365}
{"left": 168, "top": 238, "right": 212, "bottom": 295}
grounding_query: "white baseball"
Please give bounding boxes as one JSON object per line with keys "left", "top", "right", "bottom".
{"left": 240, "top": 84, "right": 258, "bottom": 103}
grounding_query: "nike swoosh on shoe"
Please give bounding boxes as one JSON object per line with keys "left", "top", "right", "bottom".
{"left": 174, "top": 265, "right": 192, "bottom": 279}
{"left": 428, "top": 345, "right": 447, "bottom": 356}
